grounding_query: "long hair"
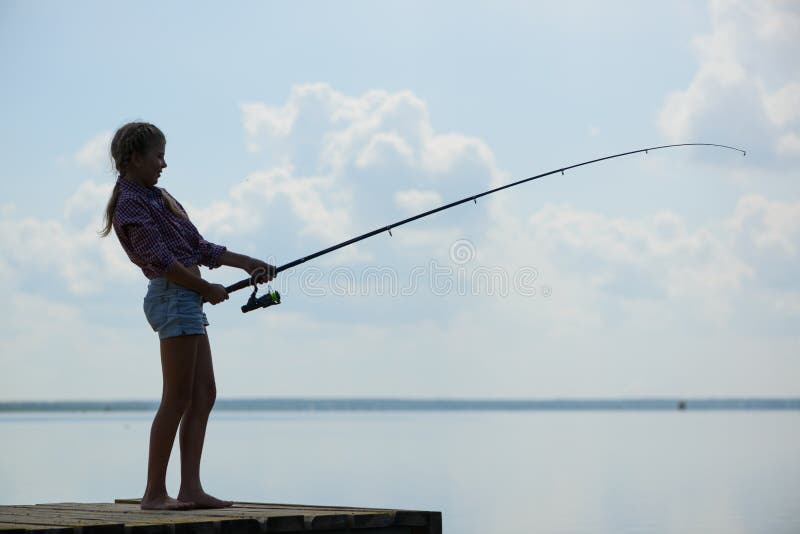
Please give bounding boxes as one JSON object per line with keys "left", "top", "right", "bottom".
{"left": 99, "top": 122, "right": 186, "bottom": 237}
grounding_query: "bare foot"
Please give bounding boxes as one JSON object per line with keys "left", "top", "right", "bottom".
{"left": 140, "top": 495, "right": 195, "bottom": 511}
{"left": 177, "top": 490, "right": 233, "bottom": 509}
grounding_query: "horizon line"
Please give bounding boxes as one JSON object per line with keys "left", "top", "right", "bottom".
{"left": 2, "top": 397, "right": 799, "bottom": 413}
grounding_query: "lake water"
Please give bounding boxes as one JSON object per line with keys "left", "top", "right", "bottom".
{"left": 1, "top": 410, "right": 798, "bottom": 533}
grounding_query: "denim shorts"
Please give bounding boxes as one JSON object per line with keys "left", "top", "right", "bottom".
{"left": 143, "top": 278, "right": 209, "bottom": 339}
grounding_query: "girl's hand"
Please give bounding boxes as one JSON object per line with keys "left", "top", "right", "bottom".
{"left": 245, "top": 257, "right": 277, "bottom": 284}
{"left": 202, "top": 283, "right": 229, "bottom": 305}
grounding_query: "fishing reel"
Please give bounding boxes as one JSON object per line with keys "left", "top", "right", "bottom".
{"left": 242, "top": 284, "right": 281, "bottom": 313}
{"left": 240, "top": 266, "right": 281, "bottom": 313}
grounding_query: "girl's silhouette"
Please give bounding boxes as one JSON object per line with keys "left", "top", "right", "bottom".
{"left": 101, "top": 122, "right": 275, "bottom": 510}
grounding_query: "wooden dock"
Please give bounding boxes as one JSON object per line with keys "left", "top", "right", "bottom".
{"left": 0, "top": 499, "right": 442, "bottom": 533}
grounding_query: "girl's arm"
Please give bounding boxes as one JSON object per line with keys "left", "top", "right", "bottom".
{"left": 164, "top": 260, "right": 228, "bottom": 304}
{"left": 219, "top": 251, "right": 276, "bottom": 283}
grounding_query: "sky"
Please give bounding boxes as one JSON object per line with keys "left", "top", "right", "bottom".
{"left": 0, "top": 0, "right": 798, "bottom": 401}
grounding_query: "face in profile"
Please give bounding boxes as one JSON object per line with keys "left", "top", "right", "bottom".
{"left": 133, "top": 140, "right": 167, "bottom": 187}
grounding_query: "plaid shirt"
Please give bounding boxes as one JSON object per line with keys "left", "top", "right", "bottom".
{"left": 112, "top": 177, "right": 227, "bottom": 279}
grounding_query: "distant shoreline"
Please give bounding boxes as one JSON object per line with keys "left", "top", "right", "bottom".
{"left": 1, "top": 398, "right": 799, "bottom": 413}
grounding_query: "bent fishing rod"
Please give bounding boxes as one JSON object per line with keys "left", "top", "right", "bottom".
{"left": 229, "top": 142, "right": 745, "bottom": 313}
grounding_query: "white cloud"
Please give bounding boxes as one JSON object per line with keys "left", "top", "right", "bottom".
{"left": 242, "top": 84, "right": 501, "bottom": 181}
{"left": 64, "top": 180, "right": 113, "bottom": 224}
{"left": 0, "top": 215, "right": 137, "bottom": 295}
{"left": 191, "top": 84, "right": 505, "bottom": 265}
{"left": 658, "top": 0, "right": 800, "bottom": 159}
{"left": 775, "top": 132, "right": 800, "bottom": 156}
{"left": 0, "top": 180, "right": 140, "bottom": 296}
{"left": 421, "top": 133, "right": 496, "bottom": 176}
{"left": 484, "top": 189, "right": 800, "bottom": 327}
{"left": 188, "top": 164, "right": 368, "bottom": 265}
{"left": 394, "top": 189, "right": 443, "bottom": 214}
{"left": 241, "top": 101, "right": 296, "bottom": 152}
{"left": 321, "top": 90, "right": 432, "bottom": 175}
{"left": 355, "top": 133, "right": 414, "bottom": 169}
{"left": 762, "top": 81, "right": 800, "bottom": 126}
{"left": 74, "top": 131, "right": 113, "bottom": 173}
{"left": 730, "top": 194, "right": 800, "bottom": 256}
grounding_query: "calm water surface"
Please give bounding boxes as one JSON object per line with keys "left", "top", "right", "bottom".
{"left": 1, "top": 411, "right": 798, "bottom": 533}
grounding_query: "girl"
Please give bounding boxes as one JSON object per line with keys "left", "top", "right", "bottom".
{"left": 100, "top": 122, "right": 275, "bottom": 510}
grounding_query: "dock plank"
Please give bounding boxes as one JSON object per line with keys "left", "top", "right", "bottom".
{"left": 1, "top": 501, "right": 439, "bottom": 533}
{"left": 112, "top": 499, "right": 424, "bottom": 527}
{"left": 0, "top": 508, "right": 123, "bottom": 528}
{"left": 48, "top": 502, "right": 385, "bottom": 517}
{"left": 30, "top": 503, "right": 394, "bottom": 530}
{"left": 116, "top": 498, "right": 396, "bottom": 512}
{"left": 6, "top": 508, "right": 228, "bottom": 526}
{"left": 45, "top": 502, "right": 411, "bottom": 528}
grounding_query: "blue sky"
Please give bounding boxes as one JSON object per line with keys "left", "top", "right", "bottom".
{"left": 1, "top": 0, "right": 798, "bottom": 400}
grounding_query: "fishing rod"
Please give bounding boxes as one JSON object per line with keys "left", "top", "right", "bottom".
{"left": 231, "top": 142, "right": 745, "bottom": 313}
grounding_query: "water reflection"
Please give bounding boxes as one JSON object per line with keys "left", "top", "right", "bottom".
{"left": 1, "top": 411, "right": 798, "bottom": 533}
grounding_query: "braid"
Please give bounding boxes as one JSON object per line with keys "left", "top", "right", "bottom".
{"left": 98, "top": 182, "right": 121, "bottom": 237}
{"left": 161, "top": 189, "right": 189, "bottom": 219}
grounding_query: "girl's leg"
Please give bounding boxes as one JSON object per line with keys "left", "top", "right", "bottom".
{"left": 177, "top": 334, "right": 233, "bottom": 508}
{"left": 141, "top": 334, "right": 201, "bottom": 510}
